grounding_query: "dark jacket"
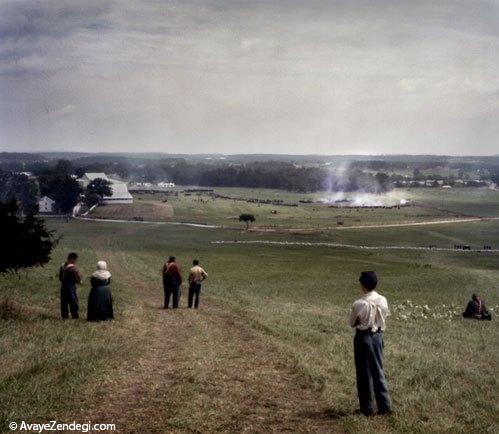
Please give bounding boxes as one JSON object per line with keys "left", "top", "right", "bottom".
{"left": 87, "top": 277, "right": 114, "bottom": 321}
{"left": 463, "top": 299, "right": 491, "bottom": 320}
{"left": 163, "top": 262, "right": 182, "bottom": 287}
{"left": 59, "top": 262, "right": 82, "bottom": 288}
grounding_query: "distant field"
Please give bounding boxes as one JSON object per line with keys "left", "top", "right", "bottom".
{"left": 108, "top": 189, "right": 464, "bottom": 230}
{"left": 88, "top": 187, "right": 499, "bottom": 233}
{"left": 404, "top": 187, "right": 499, "bottom": 217}
{"left": 91, "top": 200, "right": 174, "bottom": 221}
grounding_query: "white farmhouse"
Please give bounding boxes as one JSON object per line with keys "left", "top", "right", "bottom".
{"left": 39, "top": 196, "right": 55, "bottom": 213}
{"left": 78, "top": 173, "right": 133, "bottom": 204}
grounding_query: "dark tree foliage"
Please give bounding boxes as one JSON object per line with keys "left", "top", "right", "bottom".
{"left": 0, "top": 200, "right": 57, "bottom": 273}
{"left": 87, "top": 178, "right": 112, "bottom": 197}
{"left": 84, "top": 192, "right": 102, "bottom": 207}
{"left": 239, "top": 213, "right": 256, "bottom": 230}
{"left": 54, "top": 159, "right": 74, "bottom": 176}
{"left": 375, "top": 172, "right": 392, "bottom": 193}
{"left": 0, "top": 171, "right": 39, "bottom": 213}
{"left": 84, "top": 178, "right": 112, "bottom": 207}
{"left": 48, "top": 176, "right": 83, "bottom": 214}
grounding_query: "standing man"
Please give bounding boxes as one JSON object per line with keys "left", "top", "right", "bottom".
{"left": 162, "top": 256, "right": 182, "bottom": 309}
{"left": 188, "top": 259, "right": 208, "bottom": 309}
{"left": 349, "top": 271, "right": 392, "bottom": 416}
{"left": 58, "top": 252, "right": 82, "bottom": 319}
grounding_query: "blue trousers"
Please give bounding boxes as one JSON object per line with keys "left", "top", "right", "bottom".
{"left": 354, "top": 329, "right": 391, "bottom": 415}
{"left": 188, "top": 282, "right": 202, "bottom": 308}
{"left": 61, "top": 284, "right": 79, "bottom": 319}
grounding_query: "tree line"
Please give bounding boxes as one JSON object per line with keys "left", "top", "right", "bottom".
{"left": 0, "top": 160, "right": 113, "bottom": 214}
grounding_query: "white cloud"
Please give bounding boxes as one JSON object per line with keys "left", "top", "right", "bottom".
{"left": 0, "top": 0, "right": 498, "bottom": 155}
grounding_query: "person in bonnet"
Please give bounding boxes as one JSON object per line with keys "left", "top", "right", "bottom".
{"left": 87, "top": 261, "right": 114, "bottom": 322}
{"left": 349, "top": 271, "right": 392, "bottom": 416}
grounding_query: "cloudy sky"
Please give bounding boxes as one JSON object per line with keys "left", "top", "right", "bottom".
{"left": 0, "top": 0, "right": 498, "bottom": 155}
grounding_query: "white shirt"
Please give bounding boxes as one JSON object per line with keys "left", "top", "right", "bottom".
{"left": 349, "top": 291, "right": 390, "bottom": 332}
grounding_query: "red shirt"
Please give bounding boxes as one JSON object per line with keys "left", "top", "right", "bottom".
{"left": 164, "top": 262, "right": 182, "bottom": 285}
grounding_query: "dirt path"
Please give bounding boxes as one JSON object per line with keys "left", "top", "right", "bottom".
{"left": 80, "top": 229, "right": 341, "bottom": 433}
{"left": 76, "top": 215, "right": 499, "bottom": 232}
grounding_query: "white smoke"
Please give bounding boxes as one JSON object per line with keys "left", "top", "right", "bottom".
{"left": 321, "top": 162, "right": 408, "bottom": 207}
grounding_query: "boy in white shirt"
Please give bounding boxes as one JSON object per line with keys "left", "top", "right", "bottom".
{"left": 349, "top": 271, "right": 392, "bottom": 416}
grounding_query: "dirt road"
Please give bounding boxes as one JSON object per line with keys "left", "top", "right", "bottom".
{"left": 79, "top": 228, "right": 341, "bottom": 433}
{"left": 77, "top": 215, "right": 499, "bottom": 232}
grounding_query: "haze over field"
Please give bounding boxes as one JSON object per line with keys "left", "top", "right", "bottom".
{"left": 1, "top": 0, "right": 498, "bottom": 155}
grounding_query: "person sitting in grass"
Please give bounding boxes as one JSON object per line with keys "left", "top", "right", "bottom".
{"left": 58, "top": 252, "right": 82, "bottom": 319}
{"left": 463, "top": 294, "right": 492, "bottom": 320}
{"left": 349, "top": 271, "right": 392, "bottom": 416}
{"left": 163, "top": 256, "right": 182, "bottom": 309}
{"left": 87, "top": 261, "right": 114, "bottom": 322}
{"left": 188, "top": 259, "right": 208, "bottom": 309}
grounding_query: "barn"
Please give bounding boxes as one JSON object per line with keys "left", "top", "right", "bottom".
{"left": 78, "top": 173, "right": 133, "bottom": 204}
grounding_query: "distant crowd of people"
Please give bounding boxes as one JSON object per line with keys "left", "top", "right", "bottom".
{"left": 57, "top": 254, "right": 492, "bottom": 417}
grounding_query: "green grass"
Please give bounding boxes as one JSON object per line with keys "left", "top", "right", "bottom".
{"left": 2, "top": 187, "right": 499, "bottom": 433}
{"left": 0, "top": 224, "right": 147, "bottom": 429}
{"left": 404, "top": 187, "right": 499, "bottom": 217}
{"left": 94, "top": 187, "right": 489, "bottom": 229}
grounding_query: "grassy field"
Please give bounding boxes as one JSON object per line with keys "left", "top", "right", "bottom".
{"left": 90, "top": 201, "right": 174, "bottom": 220}
{"left": 2, "top": 187, "right": 499, "bottom": 433}
{"left": 90, "top": 187, "right": 499, "bottom": 230}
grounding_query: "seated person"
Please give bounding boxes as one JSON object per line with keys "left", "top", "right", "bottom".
{"left": 87, "top": 261, "right": 114, "bottom": 322}
{"left": 463, "top": 294, "right": 492, "bottom": 320}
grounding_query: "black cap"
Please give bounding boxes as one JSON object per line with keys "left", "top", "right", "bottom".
{"left": 359, "top": 271, "right": 378, "bottom": 290}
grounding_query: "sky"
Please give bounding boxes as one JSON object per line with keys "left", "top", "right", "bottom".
{"left": 0, "top": 0, "right": 498, "bottom": 155}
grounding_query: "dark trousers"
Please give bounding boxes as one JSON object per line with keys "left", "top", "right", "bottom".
{"left": 163, "top": 282, "right": 180, "bottom": 309}
{"left": 61, "top": 285, "right": 79, "bottom": 319}
{"left": 354, "top": 329, "right": 391, "bottom": 415}
{"left": 188, "top": 283, "right": 202, "bottom": 308}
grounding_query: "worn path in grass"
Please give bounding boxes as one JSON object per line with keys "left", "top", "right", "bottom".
{"left": 80, "top": 227, "right": 340, "bottom": 433}
{"left": 77, "top": 214, "right": 499, "bottom": 231}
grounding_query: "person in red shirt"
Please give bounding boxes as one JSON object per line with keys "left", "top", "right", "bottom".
{"left": 162, "top": 256, "right": 182, "bottom": 309}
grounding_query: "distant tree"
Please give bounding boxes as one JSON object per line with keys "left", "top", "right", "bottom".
{"left": 74, "top": 167, "right": 86, "bottom": 178}
{"left": 87, "top": 178, "right": 112, "bottom": 197}
{"left": 54, "top": 159, "right": 73, "bottom": 176}
{"left": 83, "top": 192, "right": 102, "bottom": 208}
{"left": 413, "top": 168, "right": 424, "bottom": 181}
{"left": 374, "top": 172, "right": 391, "bottom": 193}
{"left": 0, "top": 172, "right": 39, "bottom": 214}
{"left": 239, "top": 213, "right": 256, "bottom": 230}
{"left": 49, "top": 176, "right": 83, "bottom": 214}
{"left": 9, "top": 174, "right": 39, "bottom": 213}
{"left": 0, "top": 200, "right": 57, "bottom": 273}
{"left": 84, "top": 178, "right": 112, "bottom": 207}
